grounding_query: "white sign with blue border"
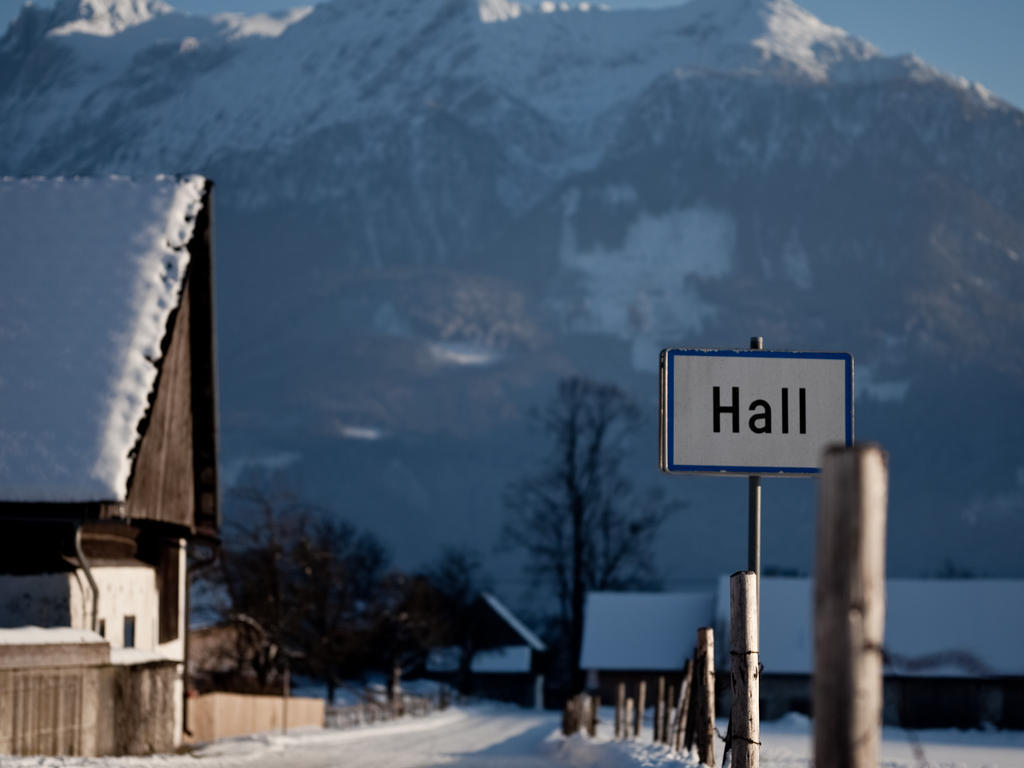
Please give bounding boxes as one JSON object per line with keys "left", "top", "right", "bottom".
{"left": 659, "top": 348, "right": 854, "bottom": 475}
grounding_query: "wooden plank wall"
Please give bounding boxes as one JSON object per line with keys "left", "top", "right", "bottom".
{"left": 185, "top": 692, "right": 325, "bottom": 743}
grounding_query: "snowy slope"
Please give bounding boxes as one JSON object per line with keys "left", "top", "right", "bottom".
{"left": 0, "top": 0, "right": 999, "bottom": 187}
{"left": 1, "top": 0, "right": 1023, "bottom": 579}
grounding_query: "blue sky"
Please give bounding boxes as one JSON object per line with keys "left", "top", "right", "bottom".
{"left": 2, "top": 0, "right": 1022, "bottom": 109}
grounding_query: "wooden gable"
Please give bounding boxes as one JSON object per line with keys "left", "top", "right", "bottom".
{"left": 109, "top": 182, "right": 219, "bottom": 540}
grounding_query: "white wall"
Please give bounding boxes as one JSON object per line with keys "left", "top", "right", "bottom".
{"left": 69, "top": 563, "right": 159, "bottom": 650}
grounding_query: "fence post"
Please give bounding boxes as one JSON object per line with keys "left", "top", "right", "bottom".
{"left": 625, "top": 698, "right": 635, "bottom": 740}
{"left": 730, "top": 570, "right": 760, "bottom": 768}
{"left": 655, "top": 676, "right": 666, "bottom": 743}
{"left": 672, "top": 659, "right": 693, "bottom": 752}
{"left": 616, "top": 682, "right": 626, "bottom": 739}
{"left": 664, "top": 684, "right": 675, "bottom": 744}
{"left": 635, "top": 680, "right": 646, "bottom": 738}
{"left": 684, "top": 645, "right": 699, "bottom": 752}
{"left": 695, "top": 627, "right": 716, "bottom": 767}
{"left": 814, "top": 444, "right": 888, "bottom": 768}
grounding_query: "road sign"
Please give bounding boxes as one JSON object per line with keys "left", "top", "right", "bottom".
{"left": 659, "top": 348, "right": 853, "bottom": 475}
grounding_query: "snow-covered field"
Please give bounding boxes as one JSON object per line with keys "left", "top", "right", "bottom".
{"left": 5, "top": 705, "right": 1023, "bottom": 768}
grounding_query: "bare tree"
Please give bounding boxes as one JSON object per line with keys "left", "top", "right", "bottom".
{"left": 502, "top": 377, "right": 675, "bottom": 690}
{"left": 209, "top": 486, "right": 389, "bottom": 700}
{"left": 423, "top": 546, "right": 493, "bottom": 694}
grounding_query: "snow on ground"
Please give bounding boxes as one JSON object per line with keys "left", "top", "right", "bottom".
{"left": 5, "top": 704, "right": 1023, "bottom": 768}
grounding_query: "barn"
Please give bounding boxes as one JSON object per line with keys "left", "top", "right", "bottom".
{"left": 580, "top": 578, "right": 1024, "bottom": 729}
{"left": 579, "top": 590, "right": 714, "bottom": 703}
{"left": 713, "top": 575, "right": 1024, "bottom": 729}
{"left": 424, "top": 592, "right": 548, "bottom": 709}
{"left": 0, "top": 176, "right": 219, "bottom": 755}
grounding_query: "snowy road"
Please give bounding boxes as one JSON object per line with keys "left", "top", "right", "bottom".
{"left": 198, "top": 707, "right": 564, "bottom": 768}
{"left": 7, "top": 705, "right": 1024, "bottom": 767}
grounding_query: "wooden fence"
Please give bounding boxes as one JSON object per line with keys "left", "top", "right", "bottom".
{"left": 325, "top": 690, "right": 446, "bottom": 730}
{"left": 185, "top": 692, "right": 325, "bottom": 743}
{"left": 0, "top": 661, "right": 177, "bottom": 757}
{"left": 563, "top": 628, "right": 716, "bottom": 765}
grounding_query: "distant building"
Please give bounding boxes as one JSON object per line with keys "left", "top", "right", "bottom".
{"left": 578, "top": 590, "right": 714, "bottom": 703}
{"left": 581, "top": 578, "right": 1024, "bottom": 729}
{"left": 424, "top": 592, "right": 548, "bottom": 709}
{"left": 713, "top": 576, "right": 1024, "bottom": 729}
{"left": 0, "top": 176, "right": 219, "bottom": 755}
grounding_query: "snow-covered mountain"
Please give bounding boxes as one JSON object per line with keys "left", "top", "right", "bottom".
{"left": 3, "top": 0, "right": 1023, "bottom": 582}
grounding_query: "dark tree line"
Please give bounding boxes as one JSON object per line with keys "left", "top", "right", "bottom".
{"left": 200, "top": 375, "right": 674, "bottom": 702}
{"left": 201, "top": 488, "right": 487, "bottom": 703}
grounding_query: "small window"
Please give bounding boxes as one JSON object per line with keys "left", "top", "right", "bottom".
{"left": 98, "top": 619, "right": 106, "bottom": 638}
{"left": 123, "top": 616, "right": 136, "bottom": 648}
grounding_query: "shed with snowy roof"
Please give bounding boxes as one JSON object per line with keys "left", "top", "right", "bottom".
{"left": 0, "top": 175, "right": 218, "bottom": 755}
{"left": 579, "top": 590, "right": 715, "bottom": 702}
{"left": 424, "top": 592, "right": 548, "bottom": 709}
{"left": 713, "top": 575, "right": 1024, "bottom": 729}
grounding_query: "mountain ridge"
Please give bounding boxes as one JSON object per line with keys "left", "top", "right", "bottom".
{"left": 1, "top": 0, "right": 1023, "bottom": 581}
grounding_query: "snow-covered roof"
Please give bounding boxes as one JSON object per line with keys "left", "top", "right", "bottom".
{"left": 471, "top": 645, "right": 532, "bottom": 674}
{"left": 0, "top": 175, "right": 207, "bottom": 503}
{"left": 481, "top": 592, "right": 546, "bottom": 652}
{"left": 111, "top": 647, "right": 175, "bottom": 666}
{"left": 0, "top": 626, "right": 106, "bottom": 645}
{"left": 425, "top": 643, "right": 534, "bottom": 675}
{"left": 580, "top": 591, "right": 715, "bottom": 671}
{"left": 714, "top": 576, "right": 1024, "bottom": 678}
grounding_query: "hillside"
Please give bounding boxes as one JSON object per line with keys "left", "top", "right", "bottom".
{"left": 2, "top": 0, "right": 1023, "bottom": 581}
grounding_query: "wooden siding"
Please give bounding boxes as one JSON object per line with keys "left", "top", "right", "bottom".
{"left": 157, "top": 541, "right": 180, "bottom": 643}
{"left": 188, "top": 183, "right": 219, "bottom": 540}
{"left": 122, "top": 277, "right": 196, "bottom": 529}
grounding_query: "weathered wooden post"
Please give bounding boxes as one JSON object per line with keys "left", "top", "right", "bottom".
{"left": 635, "top": 680, "right": 646, "bottom": 738}
{"left": 664, "top": 684, "right": 675, "bottom": 744}
{"left": 655, "top": 676, "right": 666, "bottom": 743}
{"left": 588, "top": 694, "right": 600, "bottom": 737}
{"left": 814, "top": 444, "right": 888, "bottom": 768}
{"left": 625, "top": 697, "right": 635, "bottom": 740}
{"left": 672, "top": 659, "right": 693, "bottom": 753}
{"left": 684, "top": 645, "right": 699, "bottom": 752}
{"left": 730, "top": 570, "right": 760, "bottom": 768}
{"left": 616, "top": 682, "right": 626, "bottom": 739}
{"left": 695, "top": 627, "right": 716, "bottom": 767}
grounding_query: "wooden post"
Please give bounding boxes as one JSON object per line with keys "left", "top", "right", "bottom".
{"left": 588, "top": 695, "right": 600, "bottom": 737}
{"left": 730, "top": 570, "right": 760, "bottom": 768}
{"left": 695, "top": 627, "right": 716, "bottom": 767}
{"left": 664, "top": 684, "right": 675, "bottom": 744}
{"left": 635, "top": 680, "right": 646, "bottom": 738}
{"left": 625, "top": 698, "right": 635, "bottom": 740}
{"left": 672, "top": 659, "right": 693, "bottom": 752}
{"left": 684, "top": 645, "right": 699, "bottom": 752}
{"left": 655, "top": 676, "right": 666, "bottom": 743}
{"left": 616, "top": 682, "right": 626, "bottom": 739}
{"left": 814, "top": 444, "right": 888, "bottom": 768}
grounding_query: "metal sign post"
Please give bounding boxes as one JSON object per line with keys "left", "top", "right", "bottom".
{"left": 748, "top": 337, "right": 762, "bottom": 619}
{"left": 660, "top": 340, "right": 853, "bottom": 768}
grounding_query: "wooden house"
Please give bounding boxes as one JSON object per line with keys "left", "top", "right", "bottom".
{"left": 0, "top": 175, "right": 219, "bottom": 754}
{"left": 579, "top": 590, "right": 714, "bottom": 704}
{"left": 424, "top": 592, "right": 548, "bottom": 709}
